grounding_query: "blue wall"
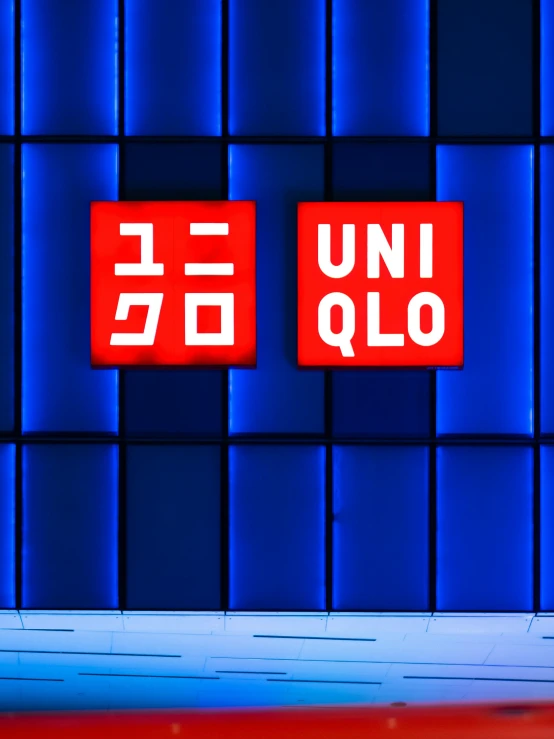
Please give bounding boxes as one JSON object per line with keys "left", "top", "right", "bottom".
{"left": 0, "top": 0, "right": 549, "bottom": 611}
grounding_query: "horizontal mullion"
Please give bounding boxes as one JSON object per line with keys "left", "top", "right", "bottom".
{"left": 0, "top": 435, "right": 550, "bottom": 445}
{"left": 0, "top": 135, "right": 553, "bottom": 145}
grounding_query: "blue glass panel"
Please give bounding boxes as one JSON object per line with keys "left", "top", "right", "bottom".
{"left": 22, "top": 445, "right": 118, "bottom": 609}
{"left": 332, "top": 143, "right": 431, "bottom": 437}
{"left": 541, "top": 146, "right": 554, "bottom": 433}
{"left": 333, "top": 446, "right": 429, "bottom": 611}
{"left": 0, "top": 1, "right": 13, "bottom": 134}
{"left": 436, "top": 146, "right": 533, "bottom": 435}
{"left": 124, "top": 144, "right": 223, "bottom": 436}
{"left": 437, "top": 446, "right": 533, "bottom": 611}
{"left": 333, "top": 0, "right": 428, "bottom": 135}
{"left": 229, "top": 0, "right": 325, "bottom": 135}
{"left": 0, "top": 146, "right": 13, "bottom": 431}
{"left": 229, "top": 145, "right": 324, "bottom": 434}
{"left": 437, "top": 0, "right": 532, "bottom": 135}
{"left": 23, "top": 145, "right": 118, "bottom": 433}
{"left": 126, "top": 445, "right": 220, "bottom": 609}
{"left": 229, "top": 445, "right": 325, "bottom": 610}
{"left": 126, "top": 0, "right": 220, "bottom": 135}
{"left": 0, "top": 445, "right": 15, "bottom": 609}
{"left": 542, "top": 0, "right": 554, "bottom": 135}
{"left": 22, "top": 0, "right": 117, "bottom": 135}
{"left": 541, "top": 446, "right": 554, "bottom": 609}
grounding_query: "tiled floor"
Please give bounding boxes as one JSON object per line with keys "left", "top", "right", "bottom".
{"left": 1, "top": 611, "right": 554, "bottom": 711}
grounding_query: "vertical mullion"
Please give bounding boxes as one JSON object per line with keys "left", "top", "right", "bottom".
{"left": 14, "top": 0, "right": 22, "bottom": 611}
{"left": 117, "top": 0, "right": 126, "bottom": 611}
{"left": 533, "top": 0, "right": 541, "bottom": 612}
{"left": 428, "top": 0, "right": 438, "bottom": 614}
{"left": 324, "top": 0, "right": 333, "bottom": 613}
{"left": 221, "top": 0, "right": 230, "bottom": 612}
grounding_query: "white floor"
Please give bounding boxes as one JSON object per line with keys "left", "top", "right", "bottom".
{"left": 1, "top": 611, "right": 554, "bottom": 711}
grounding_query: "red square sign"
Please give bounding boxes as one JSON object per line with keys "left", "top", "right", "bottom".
{"left": 298, "top": 202, "right": 463, "bottom": 368}
{"left": 91, "top": 201, "right": 256, "bottom": 367}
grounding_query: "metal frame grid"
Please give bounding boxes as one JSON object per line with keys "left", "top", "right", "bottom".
{"left": 0, "top": 0, "right": 547, "bottom": 611}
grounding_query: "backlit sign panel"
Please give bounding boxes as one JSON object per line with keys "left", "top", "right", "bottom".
{"left": 297, "top": 202, "right": 463, "bottom": 367}
{"left": 91, "top": 201, "right": 256, "bottom": 367}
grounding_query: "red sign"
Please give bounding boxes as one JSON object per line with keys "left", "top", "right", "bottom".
{"left": 91, "top": 201, "right": 256, "bottom": 367}
{"left": 297, "top": 202, "right": 463, "bottom": 368}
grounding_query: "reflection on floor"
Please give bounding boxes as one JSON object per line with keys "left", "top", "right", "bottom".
{"left": 1, "top": 611, "right": 554, "bottom": 711}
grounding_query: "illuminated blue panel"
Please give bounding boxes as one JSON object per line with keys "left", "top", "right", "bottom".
{"left": 0, "top": 146, "right": 13, "bottom": 431}
{"left": 541, "top": 147, "right": 554, "bottom": 433}
{"left": 333, "top": 446, "right": 429, "bottom": 610}
{"left": 0, "top": 1, "right": 13, "bottom": 134}
{"left": 332, "top": 143, "right": 431, "bottom": 437}
{"left": 542, "top": 0, "right": 554, "bottom": 134}
{"left": 438, "top": 0, "right": 532, "bottom": 135}
{"left": 0, "top": 445, "right": 15, "bottom": 608}
{"left": 23, "top": 145, "right": 118, "bottom": 433}
{"left": 126, "top": 445, "right": 220, "bottom": 609}
{"left": 229, "top": 145, "right": 324, "bottom": 433}
{"left": 437, "top": 446, "right": 533, "bottom": 611}
{"left": 229, "top": 445, "right": 325, "bottom": 610}
{"left": 437, "top": 146, "right": 533, "bottom": 435}
{"left": 126, "top": 0, "right": 220, "bottom": 135}
{"left": 22, "top": 0, "right": 117, "bottom": 134}
{"left": 23, "top": 445, "right": 118, "bottom": 609}
{"left": 124, "top": 144, "right": 222, "bottom": 436}
{"left": 333, "top": 0, "right": 428, "bottom": 135}
{"left": 229, "top": 0, "right": 325, "bottom": 135}
{"left": 541, "top": 447, "right": 554, "bottom": 608}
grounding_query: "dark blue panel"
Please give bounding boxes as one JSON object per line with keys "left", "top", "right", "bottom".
{"left": 333, "top": 0, "right": 428, "bottom": 135}
{"left": 125, "top": 372, "right": 221, "bottom": 437}
{"left": 438, "top": 0, "right": 532, "bottom": 135}
{"left": 541, "top": 446, "right": 554, "bottom": 609}
{"left": 229, "top": 445, "right": 325, "bottom": 610}
{"left": 0, "top": 445, "right": 15, "bottom": 609}
{"left": 436, "top": 146, "right": 533, "bottom": 435}
{"left": 0, "top": 1, "right": 13, "bottom": 134}
{"left": 23, "top": 445, "right": 118, "bottom": 609}
{"left": 229, "top": 145, "right": 324, "bottom": 433}
{"left": 332, "top": 143, "right": 431, "bottom": 203}
{"left": 333, "top": 374, "right": 431, "bottom": 439}
{"left": 437, "top": 446, "right": 533, "bottom": 611}
{"left": 229, "top": 0, "right": 325, "bottom": 135}
{"left": 542, "top": 0, "right": 554, "bottom": 135}
{"left": 126, "top": 0, "right": 220, "bottom": 135}
{"left": 124, "top": 144, "right": 223, "bottom": 436}
{"left": 0, "top": 146, "right": 13, "bottom": 431}
{"left": 23, "top": 145, "right": 118, "bottom": 433}
{"left": 126, "top": 445, "right": 220, "bottom": 609}
{"left": 332, "top": 143, "right": 431, "bottom": 438}
{"left": 541, "top": 147, "right": 554, "bottom": 433}
{"left": 333, "top": 446, "right": 429, "bottom": 611}
{"left": 22, "top": 0, "right": 117, "bottom": 134}
{"left": 124, "top": 143, "right": 223, "bottom": 201}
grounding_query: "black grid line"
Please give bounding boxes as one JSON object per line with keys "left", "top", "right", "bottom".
{"left": 428, "top": 0, "right": 438, "bottom": 614}
{"left": 4, "top": 0, "right": 549, "bottom": 614}
{"left": 324, "top": 0, "right": 334, "bottom": 613}
{"left": 117, "top": 0, "right": 127, "bottom": 611}
{"left": 533, "top": 0, "right": 542, "bottom": 612}
{"left": 4, "top": 135, "right": 554, "bottom": 144}
{"left": 13, "top": 0, "right": 21, "bottom": 611}
{"left": 0, "top": 436, "right": 551, "bottom": 446}
{"left": 220, "top": 0, "right": 230, "bottom": 612}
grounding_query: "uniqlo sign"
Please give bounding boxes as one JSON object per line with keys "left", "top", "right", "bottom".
{"left": 297, "top": 202, "right": 463, "bottom": 368}
{"left": 91, "top": 201, "right": 256, "bottom": 367}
